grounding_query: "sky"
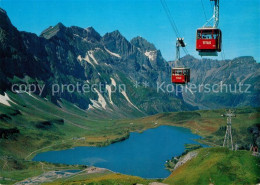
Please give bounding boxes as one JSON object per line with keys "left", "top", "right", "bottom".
{"left": 1, "top": 0, "right": 259, "bottom": 62}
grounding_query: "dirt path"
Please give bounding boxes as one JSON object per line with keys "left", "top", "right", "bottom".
{"left": 14, "top": 170, "right": 80, "bottom": 185}
{"left": 14, "top": 167, "right": 107, "bottom": 185}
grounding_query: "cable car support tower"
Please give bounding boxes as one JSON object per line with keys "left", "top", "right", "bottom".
{"left": 204, "top": 0, "right": 219, "bottom": 28}
{"left": 222, "top": 109, "right": 236, "bottom": 150}
{"left": 175, "top": 38, "right": 186, "bottom": 67}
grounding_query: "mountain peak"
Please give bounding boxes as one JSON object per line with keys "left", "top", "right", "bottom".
{"left": 232, "top": 56, "right": 257, "bottom": 65}
{"left": 101, "top": 30, "right": 134, "bottom": 56}
{"left": 56, "top": 22, "right": 66, "bottom": 29}
{"left": 84, "top": 26, "right": 101, "bottom": 41}
{"left": 180, "top": 55, "right": 195, "bottom": 61}
{"left": 0, "top": 8, "right": 7, "bottom": 15}
{"left": 130, "top": 36, "right": 156, "bottom": 52}
{"left": 111, "top": 30, "right": 121, "bottom": 35}
{"left": 0, "top": 8, "right": 12, "bottom": 30}
{"left": 85, "top": 26, "right": 95, "bottom": 32}
{"left": 104, "top": 30, "right": 124, "bottom": 39}
{"left": 67, "top": 26, "right": 101, "bottom": 42}
{"left": 40, "top": 22, "right": 66, "bottom": 39}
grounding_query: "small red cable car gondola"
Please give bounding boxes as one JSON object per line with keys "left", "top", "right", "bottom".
{"left": 171, "top": 38, "right": 190, "bottom": 84}
{"left": 196, "top": 27, "right": 222, "bottom": 56}
{"left": 171, "top": 67, "right": 190, "bottom": 84}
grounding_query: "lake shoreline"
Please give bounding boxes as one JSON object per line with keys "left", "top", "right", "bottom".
{"left": 26, "top": 121, "right": 211, "bottom": 162}
{"left": 32, "top": 125, "right": 205, "bottom": 179}
{"left": 26, "top": 123, "right": 207, "bottom": 160}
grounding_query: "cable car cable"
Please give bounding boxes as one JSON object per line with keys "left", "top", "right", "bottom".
{"left": 161, "top": 0, "right": 188, "bottom": 56}
{"left": 222, "top": 48, "right": 226, "bottom": 60}
{"left": 184, "top": 47, "right": 189, "bottom": 55}
{"left": 160, "top": 0, "right": 181, "bottom": 37}
{"left": 160, "top": 0, "right": 189, "bottom": 56}
{"left": 209, "top": 0, "right": 214, "bottom": 13}
{"left": 201, "top": 0, "right": 208, "bottom": 21}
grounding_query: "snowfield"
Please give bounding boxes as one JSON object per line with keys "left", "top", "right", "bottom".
{"left": 94, "top": 89, "right": 107, "bottom": 109}
{"left": 110, "top": 78, "right": 116, "bottom": 86}
{"left": 105, "top": 47, "right": 121, "bottom": 58}
{"left": 0, "top": 93, "right": 15, "bottom": 107}
{"left": 144, "top": 50, "right": 157, "bottom": 61}
{"left": 88, "top": 50, "right": 99, "bottom": 64}
{"left": 121, "top": 90, "right": 141, "bottom": 111}
{"left": 106, "top": 84, "right": 113, "bottom": 105}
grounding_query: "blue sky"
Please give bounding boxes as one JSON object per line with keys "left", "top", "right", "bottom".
{"left": 1, "top": 0, "right": 259, "bottom": 62}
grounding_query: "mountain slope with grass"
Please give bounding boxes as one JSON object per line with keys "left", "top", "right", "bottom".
{"left": 164, "top": 147, "right": 260, "bottom": 185}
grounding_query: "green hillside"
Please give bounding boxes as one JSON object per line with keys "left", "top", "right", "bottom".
{"left": 164, "top": 147, "right": 260, "bottom": 185}
{"left": 44, "top": 173, "right": 158, "bottom": 185}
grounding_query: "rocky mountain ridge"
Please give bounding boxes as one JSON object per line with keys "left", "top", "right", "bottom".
{"left": 0, "top": 8, "right": 192, "bottom": 118}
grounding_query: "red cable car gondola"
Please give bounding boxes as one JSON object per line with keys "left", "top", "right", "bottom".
{"left": 196, "top": 0, "right": 222, "bottom": 56}
{"left": 171, "top": 38, "right": 190, "bottom": 84}
{"left": 171, "top": 67, "right": 190, "bottom": 84}
{"left": 196, "top": 27, "right": 222, "bottom": 56}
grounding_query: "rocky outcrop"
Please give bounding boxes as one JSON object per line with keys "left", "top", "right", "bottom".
{"left": 173, "top": 151, "right": 198, "bottom": 170}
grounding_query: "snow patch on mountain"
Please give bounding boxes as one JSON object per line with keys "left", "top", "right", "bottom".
{"left": 0, "top": 93, "right": 15, "bottom": 107}
{"left": 26, "top": 92, "right": 39, "bottom": 100}
{"left": 88, "top": 50, "right": 98, "bottom": 64}
{"left": 121, "top": 90, "right": 141, "bottom": 111}
{"left": 106, "top": 85, "right": 113, "bottom": 105}
{"left": 94, "top": 89, "right": 107, "bottom": 109}
{"left": 110, "top": 78, "right": 116, "bottom": 86}
{"left": 82, "top": 54, "right": 95, "bottom": 67}
{"left": 77, "top": 55, "right": 82, "bottom": 62}
{"left": 144, "top": 50, "right": 157, "bottom": 61}
{"left": 73, "top": 33, "right": 80, "bottom": 38}
{"left": 88, "top": 104, "right": 93, "bottom": 110}
{"left": 89, "top": 99, "right": 101, "bottom": 109}
{"left": 104, "top": 47, "right": 121, "bottom": 58}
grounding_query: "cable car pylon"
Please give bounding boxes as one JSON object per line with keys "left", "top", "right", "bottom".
{"left": 204, "top": 0, "right": 219, "bottom": 28}
{"left": 221, "top": 109, "right": 236, "bottom": 150}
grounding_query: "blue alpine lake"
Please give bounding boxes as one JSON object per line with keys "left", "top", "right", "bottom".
{"left": 33, "top": 126, "right": 206, "bottom": 178}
